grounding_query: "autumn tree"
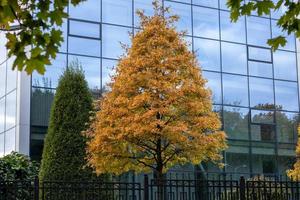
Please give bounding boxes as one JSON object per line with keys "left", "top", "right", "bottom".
{"left": 287, "top": 126, "right": 300, "bottom": 179}
{"left": 86, "top": 1, "right": 227, "bottom": 187}
{"left": 227, "top": 0, "right": 299, "bottom": 50}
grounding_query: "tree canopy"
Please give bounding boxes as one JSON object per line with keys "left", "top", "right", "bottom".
{"left": 0, "top": 0, "right": 84, "bottom": 74}
{"left": 287, "top": 126, "right": 300, "bottom": 179}
{"left": 227, "top": 0, "right": 299, "bottom": 50}
{"left": 85, "top": 2, "right": 227, "bottom": 178}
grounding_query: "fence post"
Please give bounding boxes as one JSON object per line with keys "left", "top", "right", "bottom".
{"left": 240, "top": 176, "right": 246, "bottom": 200}
{"left": 34, "top": 176, "right": 39, "bottom": 200}
{"left": 144, "top": 175, "right": 149, "bottom": 200}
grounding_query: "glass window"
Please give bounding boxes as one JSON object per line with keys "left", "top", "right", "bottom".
{"left": 249, "top": 77, "right": 274, "bottom": 108}
{"left": 272, "top": 20, "right": 295, "bottom": 51}
{"left": 249, "top": 61, "right": 273, "bottom": 78}
{"left": 193, "top": 0, "right": 218, "bottom": 8}
{"left": 220, "top": 11, "right": 246, "bottom": 43}
{"left": 223, "top": 106, "right": 249, "bottom": 140}
{"left": 271, "top": 0, "right": 287, "bottom": 20}
{"left": 102, "top": 0, "right": 132, "bottom": 26}
{"left": 32, "top": 53, "right": 66, "bottom": 88}
{"left": 165, "top": 1, "right": 192, "bottom": 35}
{"left": 194, "top": 38, "right": 220, "bottom": 71}
{"left": 0, "top": 133, "right": 3, "bottom": 156}
{"left": 251, "top": 110, "right": 274, "bottom": 124}
{"left": 251, "top": 152, "right": 276, "bottom": 175}
{"left": 0, "top": 62, "right": 6, "bottom": 98}
{"left": 183, "top": 36, "right": 193, "bottom": 52}
{"left": 102, "top": 24, "right": 132, "bottom": 59}
{"left": 6, "top": 58, "right": 17, "bottom": 93}
{"left": 59, "top": 19, "right": 67, "bottom": 53}
{"left": 193, "top": 6, "right": 219, "bottom": 39}
{"left": 69, "top": 0, "right": 101, "bottom": 22}
{"left": 5, "top": 90, "right": 16, "bottom": 130}
{"left": 220, "top": 0, "right": 229, "bottom": 10}
{"left": 102, "top": 59, "right": 118, "bottom": 92}
{"left": 275, "top": 81, "right": 299, "bottom": 111}
{"left": 5, "top": 128, "right": 16, "bottom": 154}
{"left": 134, "top": 0, "right": 153, "bottom": 27}
{"left": 69, "top": 20, "right": 100, "bottom": 39}
{"left": 223, "top": 74, "right": 248, "bottom": 106}
{"left": 202, "top": 71, "right": 222, "bottom": 104}
{"left": 273, "top": 50, "right": 297, "bottom": 81}
{"left": 247, "top": 16, "right": 271, "bottom": 47}
{"left": 68, "top": 55, "right": 101, "bottom": 91}
{"left": 222, "top": 42, "right": 247, "bottom": 75}
{"left": 251, "top": 124, "right": 275, "bottom": 142}
{"left": 0, "top": 98, "right": 4, "bottom": 133}
{"left": 68, "top": 36, "right": 101, "bottom": 57}
{"left": 248, "top": 46, "right": 272, "bottom": 62}
{"left": 276, "top": 111, "right": 298, "bottom": 143}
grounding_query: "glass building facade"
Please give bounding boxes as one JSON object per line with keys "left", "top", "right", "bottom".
{"left": 0, "top": 0, "right": 299, "bottom": 177}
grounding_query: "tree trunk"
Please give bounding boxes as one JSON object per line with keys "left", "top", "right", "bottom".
{"left": 155, "top": 167, "right": 166, "bottom": 200}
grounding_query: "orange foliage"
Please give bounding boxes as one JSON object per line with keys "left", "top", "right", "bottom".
{"left": 85, "top": 2, "right": 227, "bottom": 176}
{"left": 287, "top": 126, "right": 300, "bottom": 179}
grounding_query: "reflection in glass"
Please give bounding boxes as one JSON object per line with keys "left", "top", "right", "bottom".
{"left": 69, "top": 20, "right": 100, "bottom": 39}
{"left": 102, "top": 0, "right": 132, "bottom": 26}
{"left": 272, "top": 20, "right": 295, "bottom": 51}
{"left": 5, "top": 90, "right": 16, "bottom": 130}
{"left": 276, "top": 111, "right": 298, "bottom": 143}
{"left": 0, "top": 133, "right": 3, "bottom": 156}
{"left": 0, "top": 98, "right": 4, "bottom": 133}
{"left": 69, "top": 0, "right": 101, "bottom": 22}
{"left": 251, "top": 152, "right": 276, "bottom": 175}
{"left": 249, "top": 77, "right": 274, "bottom": 107}
{"left": 0, "top": 62, "right": 6, "bottom": 98}
{"left": 194, "top": 38, "right": 220, "bottom": 71}
{"left": 223, "top": 106, "right": 249, "bottom": 140}
{"left": 251, "top": 124, "right": 275, "bottom": 142}
{"left": 102, "top": 25, "right": 132, "bottom": 59}
{"left": 68, "top": 55, "right": 101, "bottom": 91}
{"left": 193, "top": 6, "right": 219, "bottom": 39}
{"left": 219, "top": 0, "right": 229, "bottom": 10}
{"left": 193, "top": 0, "right": 218, "bottom": 8}
{"left": 222, "top": 42, "right": 247, "bottom": 75}
{"left": 134, "top": 0, "right": 153, "bottom": 27}
{"left": 68, "top": 36, "right": 101, "bottom": 57}
{"left": 251, "top": 110, "right": 274, "bottom": 124}
{"left": 5, "top": 128, "right": 15, "bottom": 154}
{"left": 248, "top": 61, "right": 272, "bottom": 78}
{"left": 6, "top": 58, "right": 17, "bottom": 93}
{"left": 223, "top": 74, "right": 248, "bottom": 106}
{"left": 273, "top": 50, "right": 297, "bottom": 81}
{"left": 275, "top": 81, "right": 299, "bottom": 111}
{"left": 165, "top": 2, "right": 192, "bottom": 35}
{"left": 247, "top": 16, "right": 271, "bottom": 47}
{"left": 220, "top": 11, "right": 246, "bottom": 43}
{"left": 102, "top": 59, "right": 118, "bottom": 92}
{"left": 202, "top": 71, "right": 221, "bottom": 104}
{"left": 32, "top": 53, "right": 66, "bottom": 89}
{"left": 248, "top": 47, "right": 271, "bottom": 62}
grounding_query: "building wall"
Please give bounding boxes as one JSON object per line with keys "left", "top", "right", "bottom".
{"left": 29, "top": 0, "right": 299, "bottom": 176}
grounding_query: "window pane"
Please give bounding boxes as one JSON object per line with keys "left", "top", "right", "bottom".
{"left": 223, "top": 106, "right": 249, "bottom": 140}
{"left": 252, "top": 151, "right": 276, "bottom": 175}
{"left": 102, "top": 25, "right": 131, "bottom": 59}
{"left": 275, "top": 81, "right": 299, "bottom": 111}
{"left": 276, "top": 111, "right": 298, "bottom": 143}
{"left": 249, "top": 77, "right": 274, "bottom": 108}
{"left": 272, "top": 20, "right": 295, "bottom": 51}
{"left": 194, "top": 38, "right": 220, "bottom": 71}
{"left": 68, "top": 36, "right": 101, "bottom": 57}
{"left": 222, "top": 42, "right": 247, "bottom": 75}
{"left": 0, "top": 32, "right": 6, "bottom": 64}
{"left": 69, "top": 20, "right": 100, "bottom": 39}
{"left": 32, "top": 53, "right": 66, "bottom": 88}
{"left": 251, "top": 124, "right": 275, "bottom": 142}
{"left": 193, "top": 6, "right": 219, "bottom": 39}
{"left": 247, "top": 16, "right": 271, "bottom": 47}
{"left": 223, "top": 74, "right": 248, "bottom": 106}
{"left": 68, "top": 55, "right": 101, "bottom": 91}
{"left": 6, "top": 58, "right": 17, "bottom": 93}
{"left": 220, "top": 11, "right": 246, "bottom": 43}
{"left": 202, "top": 71, "right": 221, "bottom": 104}
{"left": 248, "top": 61, "right": 273, "bottom": 78}
{"left": 5, "top": 128, "right": 16, "bottom": 154}
{"left": 102, "top": 0, "right": 132, "bottom": 26}
{"left": 165, "top": 2, "right": 192, "bottom": 35}
{"left": 5, "top": 91, "right": 16, "bottom": 130}
{"left": 134, "top": 0, "right": 153, "bottom": 27}
{"left": 273, "top": 50, "right": 297, "bottom": 81}
{"left": 102, "top": 59, "right": 117, "bottom": 92}
{"left": 69, "top": 0, "right": 101, "bottom": 22}
{"left": 220, "top": 0, "right": 229, "bottom": 10}
{"left": 248, "top": 47, "right": 271, "bottom": 62}
{"left": 0, "top": 133, "right": 3, "bottom": 156}
{"left": 59, "top": 19, "right": 67, "bottom": 53}
{"left": 0, "top": 61, "right": 6, "bottom": 98}
{"left": 193, "top": 0, "right": 218, "bottom": 8}
{"left": 251, "top": 110, "right": 274, "bottom": 124}
{"left": 0, "top": 98, "right": 4, "bottom": 133}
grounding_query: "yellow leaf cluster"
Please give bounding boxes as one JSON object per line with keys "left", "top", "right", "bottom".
{"left": 287, "top": 126, "right": 300, "bottom": 180}
{"left": 85, "top": 3, "right": 227, "bottom": 176}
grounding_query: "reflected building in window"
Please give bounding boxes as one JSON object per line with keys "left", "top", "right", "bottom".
{"left": 0, "top": 0, "right": 300, "bottom": 178}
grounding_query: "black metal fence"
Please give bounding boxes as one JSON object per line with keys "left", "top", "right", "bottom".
{"left": 1, "top": 175, "right": 300, "bottom": 200}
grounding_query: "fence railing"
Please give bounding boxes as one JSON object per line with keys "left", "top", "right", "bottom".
{"left": 1, "top": 175, "right": 300, "bottom": 200}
